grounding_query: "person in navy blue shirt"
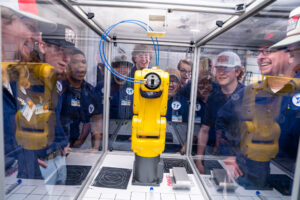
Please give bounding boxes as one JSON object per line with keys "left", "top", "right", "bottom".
{"left": 96, "top": 55, "right": 134, "bottom": 120}
{"left": 165, "top": 67, "right": 189, "bottom": 123}
{"left": 180, "top": 70, "right": 214, "bottom": 154}
{"left": 196, "top": 51, "right": 244, "bottom": 174}
{"left": 164, "top": 67, "right": 189, "bottom": 153}
{"left": 60, "top": 49, "right": 103, "bottom": 149}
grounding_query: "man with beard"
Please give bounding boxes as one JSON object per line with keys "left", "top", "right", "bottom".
{"left": 196, "top": 51, "right": 244, "bottom": 174}
{"left": 60, "top": 49, "right": 103, "bottom": 149}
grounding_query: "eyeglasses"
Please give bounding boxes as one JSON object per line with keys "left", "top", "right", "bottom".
{"left": 179, "top": 69, "right": 192, "bottom": 75}
{"left": 257, "top": 48, "right": 273, "bottom": 56}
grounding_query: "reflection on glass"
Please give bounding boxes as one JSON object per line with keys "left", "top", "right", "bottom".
{"left": 2, "top": 3, "right": 103, "bottom": 199}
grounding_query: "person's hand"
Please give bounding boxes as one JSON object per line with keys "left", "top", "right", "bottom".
{"left": 212, "top": 145, "right": 218, "bottom": 155}
{"left": 196, "top": 159, "right": 205, "bottom": 174}
{"left": 72, "top": 139, "right": 84, "bottom": 148}
{"left": 223, "top": 156, "right": 243, "bottom": 179}
{"left": 61, "top": 144, "right": 71, "bottom": 156}
{"left": 38, "top": 159, "right": 48, "bottom": 168}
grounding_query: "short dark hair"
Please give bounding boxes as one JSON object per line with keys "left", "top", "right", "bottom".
{"left": 111, "top": 61, "right": 133, "bottom": 69}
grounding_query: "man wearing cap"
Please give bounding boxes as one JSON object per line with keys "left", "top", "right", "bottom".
{"left": 60, "top": 49, "right": 103, "bottom": 149}
{"left": 130, "top": 44, "right": 153, "bottom": 78}
{"left": 22, "top": 23, "right": 77, "bottom": 181}
{"left": 40, "top": 23, "right": 76, "bottom": 80}
{"left": 96, "top": 55, "right": 134, "bottom": 120}
{"left": 215, "top": 8, "right": 300, "bottom": 188}
{"left": 196, "top": 51, "right": 244, "bottom": 173}
{"left": 95, "top": 55, "right": 134, "bottom": 150}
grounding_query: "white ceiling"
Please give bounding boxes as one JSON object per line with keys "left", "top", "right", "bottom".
{"left": 35, "top": 0, "right": 300, "bottom": 48}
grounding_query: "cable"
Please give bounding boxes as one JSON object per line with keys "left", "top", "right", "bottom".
{"left": 99, "top": 19, "right": 160, "bottom": 83}
{"left": 99, "top": 21, "right": 149, "bottom": 83}
{"left": 99, "top": 20, "right": 158, "bottom": 83}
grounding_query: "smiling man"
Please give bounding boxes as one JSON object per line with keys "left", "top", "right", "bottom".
{"left": 214, "top": 8, "right": 300, "bottom": 189}
{"left": 196, "top": 51, "right": 244, "bottom": 174}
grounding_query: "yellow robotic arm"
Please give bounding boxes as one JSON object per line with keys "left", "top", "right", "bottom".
{"left": 131, "top": 68, "right": 169, "bottom": 186}
{"left": 132, "top": 68, "right": 169, "bottom": 157}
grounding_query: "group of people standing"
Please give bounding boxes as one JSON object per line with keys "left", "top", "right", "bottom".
{"left": 1, "top": 1, "right": 300, "bottom": 191}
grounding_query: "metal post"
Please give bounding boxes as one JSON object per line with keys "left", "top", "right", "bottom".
{"left": 69, "top": 0, "right": 241, "bottom": 15}
{"left": 102, "top": 42, "right": 112, "bottom": 152}
{"left": 115, "top": 38, "right": 192, "bottom": 47}
{"left": 292, "top": 139, "right": 300, "bottom": 200}
{"left": 186, "top": 47, "right": 200, "bottom": 156}
{"left": 0, "top": 11, "right": 5, "bottom": 200}
{"left": 58, "top": 0, "right": 109, "bottom": 41}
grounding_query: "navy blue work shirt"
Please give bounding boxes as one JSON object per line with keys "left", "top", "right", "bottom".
{"left": 166, "top": 94, "right": 189, "bottom": 123}
{"left": 59, "top": 80, "right": 102, "bottom": 140}
{"left": 95, "top": 78, "right": 134, "bottom": 120}
{"left": 3, "top": 83, "right": 19, "bottom": 157}
{"left": 202, "top": 82, "right": 244, "bottom": 146}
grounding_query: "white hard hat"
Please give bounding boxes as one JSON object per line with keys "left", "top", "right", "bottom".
{"left": 270, "top": 7, "right": 300, "bottom": 50}
{"left": 0, "top": 0, "right": 56, "bottom": 32}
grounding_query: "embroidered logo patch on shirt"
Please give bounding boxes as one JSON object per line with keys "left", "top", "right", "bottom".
{"left": 292, "top": 93, "right": 300, "bottom": 107}
{"left": 195, "top": 103, "right": 201, "bottom": 111}
{"left": 56, "top": 81, "right": 62, "bottom": 93}
{"left": 126, "top": 87, "right": 134, "bottom": 95}
{"left": 89, "top": 104, "right": 95, "bottom": 114}
{"left": 171, "top": 101, "right": 182, "bottom": 110}
{"left": 231, "top": 93, "right": 240, "bottom": 101}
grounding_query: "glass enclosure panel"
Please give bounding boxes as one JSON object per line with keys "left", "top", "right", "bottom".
{"left": 206, "top": 0, "right": 298, "bottom": 48}
{"left": 107, "top": 43, "right": 193, "bottom": 154}
{"left": 192, "top": 2, "right": 300, "bottom": 199}
{"left": 81, "top": 6, "right": 232, "bottom": 42}
{"left": 2, "top": 1, "right": 104, "bottom": 199}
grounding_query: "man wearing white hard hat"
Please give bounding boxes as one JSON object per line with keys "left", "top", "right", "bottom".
{"left": 196, "top": 51, "right": 244, "bottom": 174}
{"left": 270, "top": 6, "right": 300, "bottom": 77}
{"left": 270, "top": 7, "right": 300, "bottom": 51}
{"left": 1, "top": 1, "right": 58, "bottom": 179}
{"left": 215, "top": 8, "right": 300, "bottom": 189}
